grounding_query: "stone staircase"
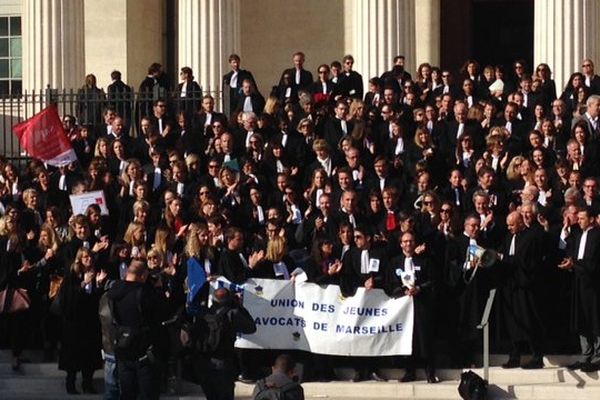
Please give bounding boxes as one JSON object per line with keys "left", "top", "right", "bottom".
{"left": 2, "top": 351, "right": 600, "bottom": 399}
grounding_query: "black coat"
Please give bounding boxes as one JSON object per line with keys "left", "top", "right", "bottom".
{"left": 566, "top": 227, "right": 600, "bottom": 336}
{"left": 494, "top": 229, "right": 544, "bottom": 343}
{"left": 340, "top": 246, "right": 388, "bottom": 297}
{"left": 445, "top": 234, "right": 492, "bottom": 340}
{"left": 385, "top": 253, "right": 435, "bottom": 358}
{"left": 57, "top": 271, "right": 103, "bottom": 372}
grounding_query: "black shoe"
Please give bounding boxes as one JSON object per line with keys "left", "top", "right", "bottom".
{"left": 521, "top": 358, "right": 544, "bottom": 369}
{"left": 82, "top": 384, "right": 97, "bottom": 394}
{"left": 400, "top": 370, "right": 416, "bottom": 383}
{"left": 426, "top": 371, "right": 440, "bottom": 384}
{"left": 567, "top": 361, "right": 586, "bottom": 370}
{"left": 501, "top": 358, "right": 520, "bottom": 369}
{"left": 351, "top": 372, "right": 365, "bottom": 382}
{"left": 581, "top": 362, "right": 599, "bottom": 373}
{"left": 370, "top": 372, "right": 387, "bottom": 382}
{"left": 66, "top": 382, "right": 79, "bottom": 395}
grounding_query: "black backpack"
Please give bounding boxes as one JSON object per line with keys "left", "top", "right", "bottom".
{"left": 195, "top": 306, "right": 229, "bottom": 354}
{"left": 109, "top": 287, "right": 151, "bottom": 360}
{"left": 458, "top": 370, "right": 487, "bottom": 400}
{"left": 254, "top": 378, "right": 303, "bottom": 400}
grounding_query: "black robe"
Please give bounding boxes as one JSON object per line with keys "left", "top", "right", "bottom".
{"left": 493, "top": 229, "right": 544, "bottom": 348}
{"left": 565, "top": 227, "right": 600, "bottom": 337}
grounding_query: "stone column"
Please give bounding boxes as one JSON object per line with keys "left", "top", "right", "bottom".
{"left": 346, "top": 0, "right": 415, "bottom": 88}
{"left": 178, "top": 0, "right": 240, "bottom": 95}
{"left": 415, "top": 0, "right": 440, "bottom": 69}
{"left": 534, "top": 0, "right": 600, "bottom": 93}
{"left": 22, "top": 0, "right": 85, "bottom": 91}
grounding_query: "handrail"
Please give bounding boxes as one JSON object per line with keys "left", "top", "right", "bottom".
{"left": 477, "top": 288, "right": 496, "bottom": 382}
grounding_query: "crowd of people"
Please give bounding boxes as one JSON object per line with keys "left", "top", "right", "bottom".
{"left": 2, "top": 50, "right": 600, "bottom": 398}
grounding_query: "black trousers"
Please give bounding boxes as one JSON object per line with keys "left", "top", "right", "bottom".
{"left": 195, "top": 356, "right": 236, "bottom": 400}
{"left": 117, "top": 355, "right": 159, "bottom": 400}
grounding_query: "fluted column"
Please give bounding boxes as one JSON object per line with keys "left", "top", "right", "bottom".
{"left": 178, "top": 0, "right": 240, "bottom": 96}
{"left": 415, "top": 0, "right": 440, "bottom": 68}
{"left": 534, "top": 0, "right": 600, "bottom": 93}
{"left": 22, "top": 0, "right": 85, "bottom": 91}
{"left": 346, "top": 0, "right": 415, "bottom": 87}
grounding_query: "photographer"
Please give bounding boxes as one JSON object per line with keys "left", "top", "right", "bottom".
{"left": 107, "top": 260, "right": 166, "bottom": 400}
{"left": 181, "top": 287, "right": 257, "bottom": 400}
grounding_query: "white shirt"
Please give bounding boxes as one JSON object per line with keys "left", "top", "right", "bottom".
{"left": 319, "top": 157, "right": 332, "bottom": 176}
{"left": 204, "top": 113, "right": 213, "bottom": 127}
{"left": 578, "top": 228, "right": 591, "bottom": 260}
{"left": 180, "top": 82, "right": 188, "bottom": 97}
{"left": 295, "top": 69, "right": 301, "bottom": 85}
{"left": 176, "top": 182, "right": 184, "bottom": 196}
{"left": 230, "top": 72, "right": 238, "bottom": 88}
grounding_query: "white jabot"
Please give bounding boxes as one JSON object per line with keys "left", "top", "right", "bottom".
{"left": 243, "top": 96, "right": 253, "bottom": 112}
{"left": 457, "top": 123, "right": 464, "bottom": 138}
{"left": 340, "top": 119, "right": 348, "bottom": 135}
{"left": 256, "top": 205, "right": 265, "bottom": 224}
{"left": 295, "top": 69, "right": 301, "bottom": 85}
{"left": 153, "top": 168, "right": 162, "bottom": 190}
{"left": 230, "top": 72, "right": 238, "bottom": 88}
{"left": 394, "top": 137, "right": 404, "bottom": 155}
{"left": 58, "top": 175, "right": 67, "bottom": 191}
{"left": 360, "top": 250, "right": 370, "bottom": 274}
{"left": 509, "top": 234, "right": 516, "bottom": 256}
{"left": 239, "top": 253, "right": 249, "bottom": 269}
{"left": 176, "top": 182, "right": 184, "bottom": 196}
{"left": 578, "top": 229, "right": 590, "bottom": 260}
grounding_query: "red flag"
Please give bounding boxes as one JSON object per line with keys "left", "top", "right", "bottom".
{"left": 13, "top": 104, "right": 77, "bottom": 166}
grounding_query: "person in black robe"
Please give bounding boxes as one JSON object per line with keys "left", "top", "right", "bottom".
{"left": 445, "top": 214, "right": 493, "bottom": 367}
{"left": 559, "top": 207, "right": 600, "bottom": 372}
{"left": 339, "top": 225, "right": 388, "bottom": 382}
{"left": 57, "top": 247, "right": 105, "bottom": 394}
{"left": 385, "top": 231, "right": 439, "bottom": 383}
{"left": 494, "top": 211, "right": 545, "bottom": 369}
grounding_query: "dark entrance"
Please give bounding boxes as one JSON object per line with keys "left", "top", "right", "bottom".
{"left": 441, "top": 0, "right": 534, "bottom": 75}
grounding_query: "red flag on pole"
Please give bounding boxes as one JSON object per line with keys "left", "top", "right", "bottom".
{"left": 13, "top": 104, "right": 78, "bottom": 166}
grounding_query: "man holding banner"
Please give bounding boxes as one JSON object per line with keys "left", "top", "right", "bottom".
{"left": 386, "top": 231, "right": 439, "bottom": 383}
{"left": 340, "top": 225, "right": 389, "bottom": 381}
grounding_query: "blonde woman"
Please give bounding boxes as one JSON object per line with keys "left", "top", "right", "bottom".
{"left": 58, "top": 247, "right": 105, "bottom": 394}
{"left": 506, "top": 155, "right": 526, "bottom": 182}
{"left": 250, "top": 236, "right": 297, "bottom": 280}
{"left": 123, "top": 221, "right": 147, "bottom": 260}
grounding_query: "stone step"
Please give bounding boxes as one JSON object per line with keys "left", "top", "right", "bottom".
{"left": 235, "top": 381, "right": 600, "bottom": 400}
{"left": 0, "top": 375, "right": 204, "bottom": 397}
{"left": 3, "top": 363, "right": 598, "bottom": 386}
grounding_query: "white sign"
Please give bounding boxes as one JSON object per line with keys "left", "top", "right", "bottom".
{"left": 69, "top": 190, "right": 109, "bottom": 216}
{"left": 219, "top": 278, "right": 414, "bottom": 356}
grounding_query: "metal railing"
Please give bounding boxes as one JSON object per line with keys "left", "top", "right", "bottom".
{"left": 0, "top": 87, "right": 223, "bottom": 166}
{"left": 477, "top": 288, "right": 497, "bottom": 381}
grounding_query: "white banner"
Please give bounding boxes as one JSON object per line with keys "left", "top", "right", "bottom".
{"left": 223, "top": 278, "right": 414, "bottom": 356}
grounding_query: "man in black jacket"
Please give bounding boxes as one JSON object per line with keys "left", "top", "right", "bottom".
{"left": 108, "top": 260, "right": 166, "bottom": 400}
{"left": 559, "top": 207, "right": 600, "bottom": 372}
{"left": 181, "top": 287, "right": 257, "bottom": 400}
